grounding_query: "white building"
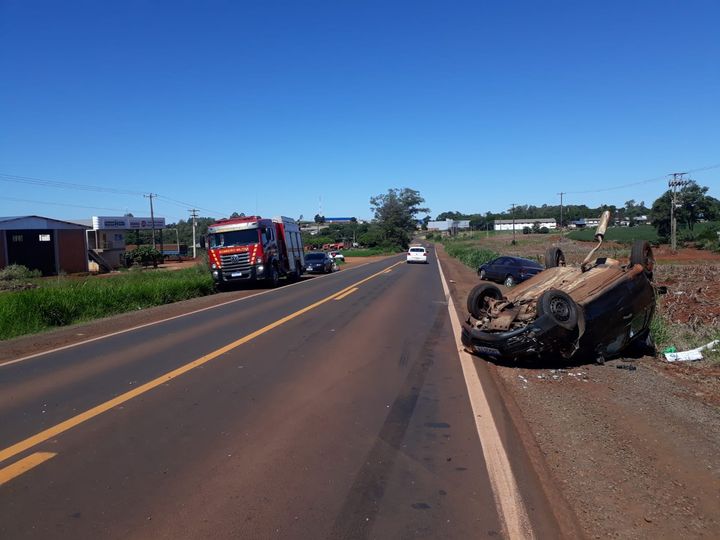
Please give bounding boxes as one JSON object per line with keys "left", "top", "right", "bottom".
{"left": 427, "top": 219, "right": 471, "bottom": 233}
{"left": 493, "top": 218, "right": 556, "bottom": 231}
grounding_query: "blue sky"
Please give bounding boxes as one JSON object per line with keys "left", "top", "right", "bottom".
{"left": 1, "top": 0, "right": 718, "bottom": 223}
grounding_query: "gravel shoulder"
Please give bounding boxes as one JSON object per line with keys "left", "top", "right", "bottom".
{"left": 436, "top": 243, "right": 720, "bottom": 539}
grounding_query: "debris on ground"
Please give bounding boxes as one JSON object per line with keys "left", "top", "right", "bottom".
{"left": 664, "top": 340, "right": 719, "bottom": 362}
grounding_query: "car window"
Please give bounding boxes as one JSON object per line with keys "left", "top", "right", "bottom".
{"left": 305, "top": 253, "right": 324, "bottom": 260}
{"left": 409, "top": 248, "right": 425, "bottom": 253}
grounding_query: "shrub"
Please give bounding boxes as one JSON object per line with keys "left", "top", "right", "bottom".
{"left": 125, "top": 246, "right": 164, "bottom": 267}
{"left": 0, "top": 264, "right": 41, "bottom": 281}
{"left": 443, "top": 241, "right": 499, "bottom": 270}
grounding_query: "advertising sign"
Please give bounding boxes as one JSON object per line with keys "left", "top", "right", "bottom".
{"left": 92, "top": 216, "right": 166, "bottom": 230}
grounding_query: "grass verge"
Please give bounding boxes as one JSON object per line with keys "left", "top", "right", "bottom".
{"left": 0, "top": 265, "right": 214, "bottom": 340}
{"left": 441, "top": 240, "right": 499, "bottom": 270}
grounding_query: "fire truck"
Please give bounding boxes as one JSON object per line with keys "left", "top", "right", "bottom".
{"left": 206, "top": 216, "right": 305, "bottom": 288}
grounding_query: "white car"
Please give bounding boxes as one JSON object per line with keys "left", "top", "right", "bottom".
{"left": 406, "top": 246, "right": 428, "bottom": 264}
{"left": 328, "top": 251, "right": 345, "bottom": 261}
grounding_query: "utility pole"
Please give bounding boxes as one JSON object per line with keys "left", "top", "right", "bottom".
{"left": 511, "top": 203, "right": 517, "bottom": 244}
{"left": 188, "top": 209, "right": 198, "bottom": 259}
{"left": 144, "top": 193, "right": 157, "bottom": 248}
{"left": 668, "top": 173, "right": 690, "bottom": 251}
{"left": 557, "top": 192, "right": 565, "bottom": 239}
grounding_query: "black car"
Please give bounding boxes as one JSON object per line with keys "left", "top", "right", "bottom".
{"left": 462, "top": 212, "right": 662, "bottom": 364}
{"left": 477, "top": 256, "right": 544, "bottom": 287}
{"left": 305, "top": 252, "right": 334, "bottom": 274}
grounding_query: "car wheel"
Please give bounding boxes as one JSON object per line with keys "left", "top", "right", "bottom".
{"left": 503, "top": 275, "right": 515, "bottom": 287}
{"left": 537, "top": 289, "right": 579, "bottom": 330}
{"left": 479, "top": 269, "right": 487, "bottom": 280}
{"left": 544, "top": 247, "right": 566, "bottom": 268}
{"left": 630, "top": 240, "right": 654, "bottom": 280}
{"left": 466, "top": 283, "right": 503, "bottom": 319}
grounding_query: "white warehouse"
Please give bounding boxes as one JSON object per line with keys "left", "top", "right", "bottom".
{"left": 493, "top": 218, "right": 557, "bottom": 231}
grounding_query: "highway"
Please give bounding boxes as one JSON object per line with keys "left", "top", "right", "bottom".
{"left": 0, "top": 252, "right": 564, "bottom": 539}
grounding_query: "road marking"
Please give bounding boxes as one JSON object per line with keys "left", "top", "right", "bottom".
{"left": 334, "top": 287, "right": 358, "bottom": 300}
{"left": 0, "top": 258, "right": 394, "bottom": 369}
{"left": 0, "top": 260, "right": 404, "bottom": 469}
{"left": 0, "top": 452, "right": 57, "bottom": 486}
{"left": 436, "top": 255, "right": 534, "bottom": 540}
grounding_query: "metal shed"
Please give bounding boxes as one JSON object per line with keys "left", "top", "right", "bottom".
{"left": 0, "top": 216, "right": 90, "bottom": 276}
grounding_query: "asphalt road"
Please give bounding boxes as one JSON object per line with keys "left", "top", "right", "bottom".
{"left": 0, "top": 253, "right": 563, "bottom": 539}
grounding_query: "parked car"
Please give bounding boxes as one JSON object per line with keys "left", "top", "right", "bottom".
{"left": 462, "top": 211, "right": 663, "bottom": 364}
{"left": 406, "top": 246, "right": 428, "bottom": 264}
{"left": 305, "top": 252, "right": 335, "bottom": 274}
{"left": 328, "top": 251, "right": 345, "bottom": 261}
{"left": 477, "top": 256, "right": 544, "bottom": 287}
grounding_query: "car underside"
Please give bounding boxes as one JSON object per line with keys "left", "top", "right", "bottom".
{"left": 461, "top": 212, "right": 661, "bottom": 363}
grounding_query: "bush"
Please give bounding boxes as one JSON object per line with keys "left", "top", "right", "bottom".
{"left": 539, "top": 227, "right": 549, "bottom": 234}
{"left": 0, "top": 264, "right": 41, "bottom": 281}
{"left": 125, "top": 246, "right": 164, "bottom": 267}
{"left": 443, "top": 241, "right": 499, "bottom": 270}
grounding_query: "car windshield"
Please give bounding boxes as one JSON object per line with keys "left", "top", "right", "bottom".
{"left": 208, "top": 229, "right": 259, "bottom": 248}
{"left": 305, "top": 253, "right": 325, "bottom": 261}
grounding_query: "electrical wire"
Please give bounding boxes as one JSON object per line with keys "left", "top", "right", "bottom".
{"left": 565, "top": 162, "right": 720, "bottom": 195}
{"left": 0, "top": 196, "right": 136, "bottom": 213}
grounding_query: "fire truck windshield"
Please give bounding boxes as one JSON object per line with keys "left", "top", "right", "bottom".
{"left": 209, "top": 228, "right": 259, "bottom": 248}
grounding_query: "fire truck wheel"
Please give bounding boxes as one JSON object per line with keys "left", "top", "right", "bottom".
{"left": 269, "top": 266, "right": 280, "bottom": 288}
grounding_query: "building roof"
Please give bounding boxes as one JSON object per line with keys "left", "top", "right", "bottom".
{"left": 0, "top": 215, "right": 91, "bottom": 229}
{"left": 494, "top": 218, "right": 556, "bottom": 224}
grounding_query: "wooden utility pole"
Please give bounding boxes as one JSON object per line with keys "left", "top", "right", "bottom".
{"left": 188, "top": 209, "right": 198, "bottom": 259}
{"left": 144, "top": 193, "right": 157, "bottom": 248}
{"left": 558, "top": 192, "right": 566, "bottom": 239}
{"left": 668, "top": 173, "right": 690, "bottom": 251}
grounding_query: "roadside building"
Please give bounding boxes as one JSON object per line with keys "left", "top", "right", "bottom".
{"left": 493, "top": 218, "right": 556, "bottom": 231}
{"left": 0, "top": 215, "right": 90, "bottom": 275}
{"left": 427, "top": 219, "right": 471, "bottom": 235}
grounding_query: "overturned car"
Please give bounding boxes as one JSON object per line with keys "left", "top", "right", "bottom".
{"left": 461, "top": 212, "right": 662, "bottom": 364}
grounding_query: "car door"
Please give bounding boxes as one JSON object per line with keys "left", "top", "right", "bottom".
{"left": 488, "top": 257, "right": 506, "bottom": 281}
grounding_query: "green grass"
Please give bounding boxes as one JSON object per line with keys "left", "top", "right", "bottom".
{"left": 343, "top": 247, "right": 401, "bottom": 257}
{"left": 0, "top": 265, "right": 214, "bottom": 340}
{"left": 566, "top": 225, "right": 659, "bottom": 243}
{"left": 442, "top": 240, "right": 499, "bottom": 270}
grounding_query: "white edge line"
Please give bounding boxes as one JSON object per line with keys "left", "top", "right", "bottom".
{"left": 0, "top": 259, "right": 388, "bottom": 368}
{"left": 435, "top": 252, "right": 534, "bottom": 540}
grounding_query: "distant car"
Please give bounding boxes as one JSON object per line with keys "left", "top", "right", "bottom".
{"left": 328, "top": 251, "right": 345, "bottom": 261}
{"left": 407, "top": 246, "right": 428, "bottom": 264}
{"left": 477, "top": 256, "right": 544, "bottom": 287}
{"left": 462, "top": 212, "right": 662, "bottom": 364}
{"left": 305, "top": 252, "right": 334, "bottom": 274}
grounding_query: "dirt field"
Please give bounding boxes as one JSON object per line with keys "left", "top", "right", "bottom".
{"left": 437, "top": 238, "right": 720, "bottom": 539}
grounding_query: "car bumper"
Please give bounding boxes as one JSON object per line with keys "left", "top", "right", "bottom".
{"left": 213, "top": 266, "right": 263, "bottom": 283}
{"left": 407, "top": 257, "right": 428, "bottom": 263}
{"left": 461, "top": 315, "right": 579, "bottom": 360}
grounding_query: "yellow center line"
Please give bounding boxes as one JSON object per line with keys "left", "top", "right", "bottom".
{"left": 334, "top": 287, "right": 358, "bottom": 300}
{"left": 0, "top": 260, "right": 404, "bottom": 467}
{"left": 0, "top": 452, "right": 57, "bottom": 486}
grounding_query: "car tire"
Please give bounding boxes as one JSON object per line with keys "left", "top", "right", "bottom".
{"left": 544, "top": 247, "right": 566, "bottom": 268}
{"left": 630, "top": 240, "right": 654, "bottom": 280}
{"left": 537, "top": 289, "right": 579, "bottom": 330}
{"left": 504, "top": 275, "right": 515, "bottom": 287}
{"left": 466, "top": 283, "right": 503, "bottom": 319}
{"left": 479, "top": 269, "right": 487, "bottom": 280}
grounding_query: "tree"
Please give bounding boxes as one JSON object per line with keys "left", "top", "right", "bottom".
{"left": 369, "top": 188, "right": 429, "bottom": 249}
{"left": 651, "top": 181, "right": 719, "bottom": 240}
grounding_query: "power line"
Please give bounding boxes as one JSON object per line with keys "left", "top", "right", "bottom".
{"left": 0, "top": 171, "right": 228, "bottom": 217}
{"left": 565, "top": 162, "right": 720, "bottom": 195}
{"left": 0, "top": 173, "right": 145, "bottom": 196}
{"left": 0, "top": 196, "right": 134, "bottom": 213}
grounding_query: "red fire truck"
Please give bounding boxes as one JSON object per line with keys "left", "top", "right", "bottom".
{"left": 206, "top": 216, "right": 305, "bottom": 288}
